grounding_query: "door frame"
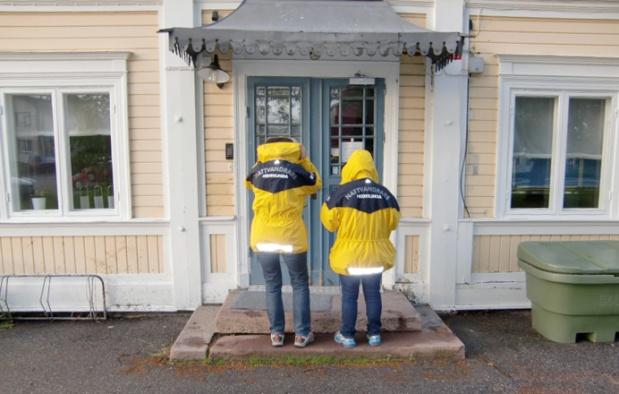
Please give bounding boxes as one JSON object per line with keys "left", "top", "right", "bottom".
{"left": 233, "top": 59, "right": 401, "bottom": 289}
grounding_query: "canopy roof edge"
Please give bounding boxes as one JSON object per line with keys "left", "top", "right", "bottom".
{"left": 160, "top": 0, "right": 463, "bottom": 69}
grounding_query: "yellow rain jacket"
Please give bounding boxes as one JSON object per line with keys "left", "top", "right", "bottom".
{"left": 320, "top": 150, "right": 400, "bottom": 275}
{"left": 245, "top": 141, "right": 322, "bottom": 254}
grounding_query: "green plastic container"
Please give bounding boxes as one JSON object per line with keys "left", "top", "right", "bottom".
{"left": 518, "top": 241, "right": 619, "bottom": 343}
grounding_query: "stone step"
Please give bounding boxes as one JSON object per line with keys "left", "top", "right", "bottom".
{"left": 169, "top": 301, "right": 464, "bottom": 361}
{"left": 215, "top": 289, "right": 422, "bottom": 334}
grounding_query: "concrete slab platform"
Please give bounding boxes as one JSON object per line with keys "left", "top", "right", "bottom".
{"left": 215, "top": 289, "right": 422, "bottom": 334}
{"left": 169, "top": 305, "right": 218, "bottom": 361}
{"left": 208, "top": 307, "right": 464, "bottom": 360}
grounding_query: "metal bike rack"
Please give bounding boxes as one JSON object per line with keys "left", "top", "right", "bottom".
{"left": 0, "top": 274, "right": 107, "bottom": 321}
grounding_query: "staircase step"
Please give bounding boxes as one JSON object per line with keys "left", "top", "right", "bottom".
{"left": 215, "top": 289, "right": 422, "bottom": 334}
{"left": 209, "top": 305, "right": 464, "bottom": 360}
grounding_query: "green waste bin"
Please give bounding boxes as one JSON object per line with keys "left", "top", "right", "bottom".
{"left": 518, "top": 241, "right": 619, "bottom": 343}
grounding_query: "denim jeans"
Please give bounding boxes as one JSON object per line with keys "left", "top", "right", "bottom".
{"left": 339, "top": 273, "right": 382, "bottom": 337}
{"left": 257, "top": 252, "right": 311, "bottom": 336}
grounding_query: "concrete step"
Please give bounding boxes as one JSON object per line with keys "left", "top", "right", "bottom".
{"left": 215, "top": 289, "right": 422, "bottom": 334}
{"left": 169, "top": 303, "right": 464, "bottom": 361}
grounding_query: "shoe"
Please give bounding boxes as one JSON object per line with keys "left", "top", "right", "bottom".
{"left": 271, "top": 332, "right": 284, "bottom": 347}
{"left": 367, "top": 334, "right": 382, "bottom": 346}
{"left": 294, "top": 332, "right": 315, "bottom": 348}
{"left": 334, "top": 331, "right": 356, "bottom": 348}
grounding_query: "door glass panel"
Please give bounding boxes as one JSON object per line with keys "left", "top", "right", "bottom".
{"left": 267, "top": 96, "right": 290, "bottom": 124}
{"left": 266, "top": 124, "right": 289, "bottom": 135}
{"left": 511, "top": 97, "right": 555, "bottom": 209}
{"left": 341, "top": 100, "right": 363, "bottom": 125}
{"left": 329, "top": 85, "right": 376, "bottom": 175}
{"left": 6, "top": 94, "right": 59, "bottom": 211}
{"left": 563, "top": 98, "right": 605, "bottom": 208}
{"left": 255, "top": 85, "right": 301, "bottom": 142}
{"left": 342, "top": 86, "right": 364, "bottom": 98}
{"left": 365, "top": 99, "right": 374, "bottom": 124}
{"left": 65, "top": 93, "right": 114, "bottom": 210}
{"left": 291, "top": 96, "right": 301, "bottom": 125}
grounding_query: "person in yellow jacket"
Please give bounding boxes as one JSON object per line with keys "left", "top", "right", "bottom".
{"left": 320, "top": 150, "right": 400, "bottom": 348}
{"left": 246, "top": 137, "right": 322, "bottom": 348}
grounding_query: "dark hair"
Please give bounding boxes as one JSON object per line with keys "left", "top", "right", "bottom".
{"left": 265, "top": 137, "right": 297, "bottom": 144}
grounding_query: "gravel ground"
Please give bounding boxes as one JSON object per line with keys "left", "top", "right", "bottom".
{"left": 1, "top": 310, "right": 618, "bottom": 393}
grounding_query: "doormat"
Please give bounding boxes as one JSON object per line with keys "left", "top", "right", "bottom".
{"left": 231, "top": 291, "right": 333, "bottom": 312}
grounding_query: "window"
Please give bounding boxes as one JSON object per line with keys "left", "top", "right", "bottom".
{"left": 0, "top": 53, "right": 129, "bottom": 220}
{"left": 506, "top": 92, "right": 612, "bottom": 216}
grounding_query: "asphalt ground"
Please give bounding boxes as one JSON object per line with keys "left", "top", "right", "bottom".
{"left": 1, "top": 310, "right": 618, "bottom": 393}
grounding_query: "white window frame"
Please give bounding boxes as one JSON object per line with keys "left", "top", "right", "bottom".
{"left": 0, "top": 53, "right": 131, "bottom": 222}
{"left": 496, "top": 55, "right": 619, "bottom": 220}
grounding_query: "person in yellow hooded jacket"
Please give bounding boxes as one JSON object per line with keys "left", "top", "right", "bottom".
{"left": 245, "top": 137, "right": 322, "bottom": 348}
{"left": 320, "top": 150, "right": 400, "bottom": 348}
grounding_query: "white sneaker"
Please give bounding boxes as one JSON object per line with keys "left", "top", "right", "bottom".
{"left": 270, "top": 332, "right": 284, "bottom": 347}
{"left": 294, "top": 332, "right": 315, "bottom": 348}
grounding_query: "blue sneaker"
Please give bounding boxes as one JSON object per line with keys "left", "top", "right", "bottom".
{"left": 367, "top": 334, "right": 382, "bottom": 346}
{"left": 334, "top": 331, "right": 356, "bottom": 348}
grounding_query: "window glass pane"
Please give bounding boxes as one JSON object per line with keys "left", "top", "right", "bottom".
{"left": 563, "top": 98, "right": 605, "bottom": 208}
{"left": 66, "top": 93, "right": 110, "bottom": 133}
{"left": 65, "top": 93, "right": 114, "bottom": 210}
{"left": 7, "top": 94, "right": 58, "bottom": 211}
{"left": 511, "top": 97, "right": 554, "bottom": 209}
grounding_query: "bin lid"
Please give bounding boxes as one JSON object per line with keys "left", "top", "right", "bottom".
{"left": 518, "top": 241, "right": 619, "bottom": 275}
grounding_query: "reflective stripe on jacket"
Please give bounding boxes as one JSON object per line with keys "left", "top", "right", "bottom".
{"left": 246, "top": 141, "right": 322, "bottom": 253}
{"left": 320, "top": 150, "right": 400, "bottom": 275}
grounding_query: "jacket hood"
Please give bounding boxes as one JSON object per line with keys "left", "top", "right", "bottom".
{"left": 257, "top": 141, "right": 303, "bottom": 163}
{"left": 341, "top": 150, "right": 379, "bottom": 184}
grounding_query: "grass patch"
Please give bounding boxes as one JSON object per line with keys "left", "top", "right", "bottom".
{"left": 207, "top": 354, "right": 416, "bottom": 368}
{"left": 0, "top": 314, "right": 13, "bottom": 330}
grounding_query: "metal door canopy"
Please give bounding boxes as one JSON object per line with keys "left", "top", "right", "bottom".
{"left": 160, "top": 0, "right": 462, "bottom": 67}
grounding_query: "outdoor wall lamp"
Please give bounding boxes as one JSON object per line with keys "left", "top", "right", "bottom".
{"left": 197, "top": 54, "right": 230, "bottom": 89}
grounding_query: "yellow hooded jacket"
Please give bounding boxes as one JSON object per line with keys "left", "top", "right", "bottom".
{"left": 245, "top": 141, "right": 322, "bottom": 254}
{"left": 320, "top": 150, "right": 400, "bottom": 275}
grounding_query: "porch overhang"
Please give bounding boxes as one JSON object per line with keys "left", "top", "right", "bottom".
{"left": 160, "top": 0, "right": 463, "bottom": 69}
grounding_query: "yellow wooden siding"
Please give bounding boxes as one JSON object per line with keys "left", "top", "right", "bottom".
{"left": 466, "top": 16, "right": 619, "bottom": 218}
{"left": 209, "top": 234, "right": 227, "bottom": 273}
{"left": 397, "top": 14, "right": 426, "bottom": 218}
{"left": 0, "top": 235, "right": 164, "bottom": 275}
{"left": 0, "top": 12, "right": 164, "bottom": 218}
{"left": 404, "top": 235, "right": 420, "bottom": 273}
{"left": 202, "top": 10, "right": 235, "bottom": 216}
{"left": 472, "top": 234, "right": 619, "bottom": 273}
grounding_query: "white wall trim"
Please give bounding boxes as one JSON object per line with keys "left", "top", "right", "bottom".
{"left": 3, "top": 274, "right": 177, "bottom": 313}
{"left": 454, "top": 281, "right": 530, "bottom": 310}
{"left": 200, "top": 220, "right": 237, "bottom": 303}
{"left": 471, "top": 271, "right": 525, "bottom": 283}
{"left": 395, "top": 221, "right": 429, "bottom": 302}
{"left": 161, "top": 0, "right": 203, "bottom": 310}
{"left": 472, "top": 219, "right": 619, "bottom": 235}
{"left": 0, "top": 1, "right": 161, "bottom": 12}
{"left": 425, "top": 0, "right": 467, "bottom": 310}
{"left": 194, "top": 0, "right": 239, "bottom": 11}
{"left": 232, "top": 59, "right": 401, "bottom": 290}
{"left": 0, "top": 221, "right": 169, "bottom": 236}
{"left": 467, "top": 1, "right": 619, "bottom": 20}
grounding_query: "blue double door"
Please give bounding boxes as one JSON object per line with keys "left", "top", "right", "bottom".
{"left": 247, "top": 77, "right": 384, "bottom": 286}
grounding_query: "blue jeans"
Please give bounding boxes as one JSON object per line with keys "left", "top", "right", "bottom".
{"left": 257, "top": 252, "right": 311, "bottom": 336}
{"left": 339, "top": 273, "right": 382, "bottom": 337}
